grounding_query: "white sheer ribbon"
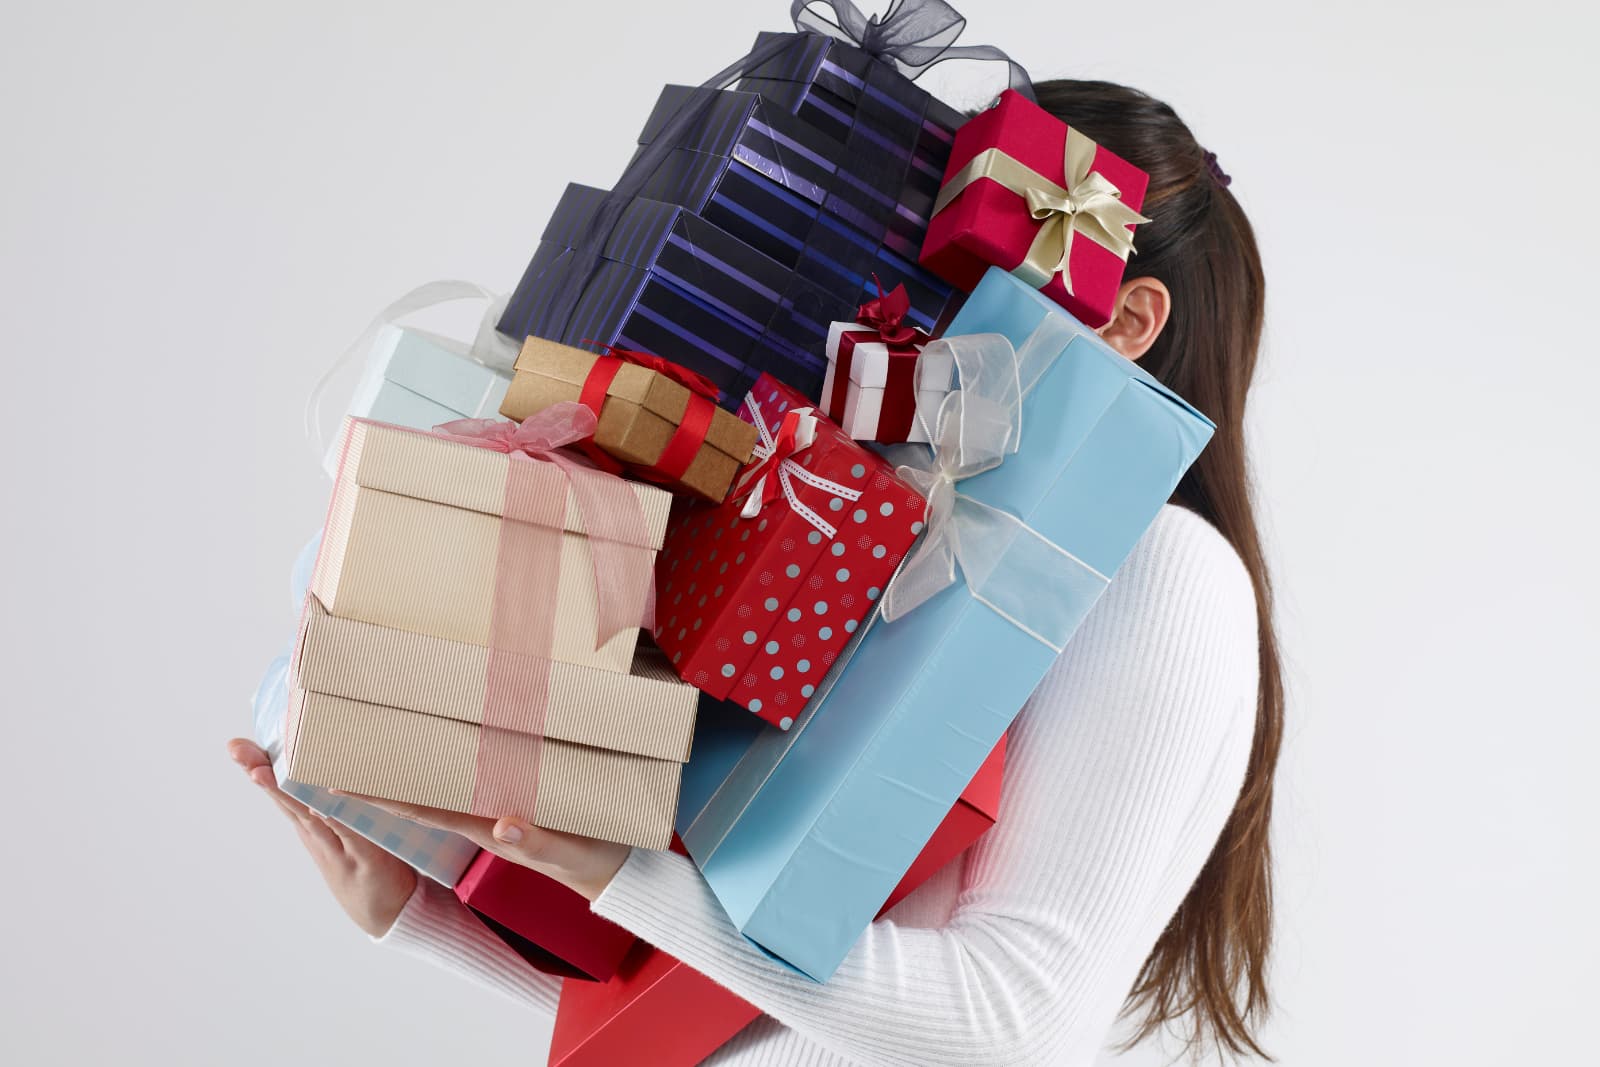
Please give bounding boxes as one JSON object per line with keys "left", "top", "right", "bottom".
{"left": 880, "top": 317, "right": 1111, "bottom": 652}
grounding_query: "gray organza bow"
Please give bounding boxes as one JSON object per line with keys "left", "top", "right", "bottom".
{"left": 792, "top": 0, "right": 1034, "bottom": 97}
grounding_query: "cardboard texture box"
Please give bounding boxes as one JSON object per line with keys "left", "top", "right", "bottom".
{"left": 285, "top": 601, "right": 698, "bottom": 850}
{"left": 455, "top": 852, "right": 636, "bottom": 982}
{"left": 288, "top": 418, "right": 692, "bottom": 850}
{"left": 678, "top": 268, "right": 1214, "bottom": 980}
{"left": 500, "top": 337, "right": 758, "bottom": 503}
{"left": 252, "top": 651, "right": 479, "bottom": 887}
{"left": 313, "top": 418, "right": 671, "bottom": 675}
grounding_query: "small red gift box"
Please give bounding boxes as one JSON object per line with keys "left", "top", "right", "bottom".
{"left": 456, "top": 852, "right": 636, "bottom": 982}
{"left": 920, "top": 89, "right": 1151, "bottom": 328}
{"left": 548, "top": 739, "right": 1006, "bottom": 1067}
{"left": 652, "top": 374, "right": 927, "bottom": 730}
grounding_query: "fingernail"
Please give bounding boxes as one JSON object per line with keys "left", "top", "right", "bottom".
{"left": 494, "top": 821, "right": 524, "bottom": 845}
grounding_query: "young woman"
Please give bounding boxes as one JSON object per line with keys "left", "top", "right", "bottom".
{"left": 229, "top": 79, "right": 1283, "bottom": 1065}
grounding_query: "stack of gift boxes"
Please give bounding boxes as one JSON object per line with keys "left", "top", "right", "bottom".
{"left": 251, "top": 14, "right": 1215, "bottom": 1066}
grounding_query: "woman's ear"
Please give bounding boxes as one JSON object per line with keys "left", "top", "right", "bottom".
{"left": 1097, "top": 276, "right": 1171, "bottom": 361}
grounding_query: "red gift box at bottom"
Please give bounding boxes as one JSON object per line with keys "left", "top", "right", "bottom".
{"left": 548, "top": 737, "right": 1007, "bottom": 1066}
{"left": 456, "top": 851, "right": 637, "bottom": 982}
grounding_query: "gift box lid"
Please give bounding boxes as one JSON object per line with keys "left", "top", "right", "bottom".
{"left": 739, "top": 30, "right": 963, "bottom": 147}
{"left": 508, "top": 337, "right": 759, "bottom": 471}
{"left": 532, "top": 185, "right": 830, "bottom": 352}
{"left": 316, "top": 417, "right": 671, "bottom": 607}
{"left": 329, "top": 417, "right": 671, "bottom": 540}
{"left": 636, "top": 85, "right": 844, "bottom": 211}
{"left": 382, "top": 326, "right": 510, "bottom": 417}
{"left": 293, "top": 597, "right": 697, "bottom": 763}
{"left": 826, "top": 320, "right": 955, "bottom": 393}
{"left": 637, "top": 84, "right": 937, "bottom": 264}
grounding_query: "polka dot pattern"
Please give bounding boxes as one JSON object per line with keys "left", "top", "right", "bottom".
{"left": 650, "top": 373, "right": 928, "bottom": 731}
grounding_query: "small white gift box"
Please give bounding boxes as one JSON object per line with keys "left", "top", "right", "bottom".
{"left": 820, "top": 319, "right": 953, "bottom": 443}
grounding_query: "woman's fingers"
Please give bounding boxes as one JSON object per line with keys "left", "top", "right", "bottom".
{"left": 229, "top": 738, "right": 351, "bottom": 861}
{"left": 293, "top": 810, "right": 347, "bottom": 858}
{"left": 326, "top": 792, "right": 626, "bottom": 896}
{"left": 482, "top": 817, "right": 631, "bottom": 900}
{"left": 227, "top": 738, "right": 272, "bottom": 771}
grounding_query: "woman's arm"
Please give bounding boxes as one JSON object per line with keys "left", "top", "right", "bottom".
{"left": 225, "top": 739, "right": 562, "bottom": 1017}
{"left": 591, "top": 508, "right": 1260, "bottom": 1066}
{"left": 377, "top": 877, "right": 561, "bottom": 1016}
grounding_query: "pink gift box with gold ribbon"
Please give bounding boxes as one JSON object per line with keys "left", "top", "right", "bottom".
{"left": 920, "top": 89, "right": 1150, "bottom": 328}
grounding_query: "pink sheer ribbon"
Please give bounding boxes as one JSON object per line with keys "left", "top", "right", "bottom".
{"left": 432, "top": 403, "right": 655, "bottom": 820}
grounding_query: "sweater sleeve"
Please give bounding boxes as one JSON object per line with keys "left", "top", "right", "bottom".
{"left": 591, "top": 508, "right": 1262, "bottom": 1066}
{"left": 376, "top": 875, "right": 561, "bottom": 1016}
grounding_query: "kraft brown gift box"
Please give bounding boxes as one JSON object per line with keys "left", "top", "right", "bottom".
{"left": 499, "top": 337, "right": 759, "bottom": 503}
{"left": 313, "top": 418, "right": 673, "bottom": 675}
{"left": 284, "top": 600, "right": 697, "bottom": 850}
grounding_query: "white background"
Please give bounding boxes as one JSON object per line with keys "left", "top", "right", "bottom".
{"left": 2, "top": 1, "right": 1595, "bottom": 1064}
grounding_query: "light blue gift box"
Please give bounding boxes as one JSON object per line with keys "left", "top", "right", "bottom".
{"left": 322, "top": 325, "right": 511, "bottom": 477}
{"left": 678, "top": 267, "right": 1215, "bottom": 981}
{"left": 247, "top": 536, "right": 480, "bottom": 887}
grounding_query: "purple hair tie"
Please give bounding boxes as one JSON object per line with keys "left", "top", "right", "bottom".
{"left": 1202, "top": 150, "right": 1232, "bottom": 189}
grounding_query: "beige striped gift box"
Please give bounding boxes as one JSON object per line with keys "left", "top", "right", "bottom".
{"left": 289, "top": 418, "right": 693, "bottom": 850}
{"left": 285, "top": 599, "right": 697, "bottom": 850}
{"left": 314, "top": 418, "right": 673, "bottom": 675}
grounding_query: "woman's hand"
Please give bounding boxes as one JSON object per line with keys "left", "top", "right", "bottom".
{"left": 326, "top": 792, "right": 632, "bottom": 903}
{"left": 226, "top": 739, "right": 417, "bottom": 937}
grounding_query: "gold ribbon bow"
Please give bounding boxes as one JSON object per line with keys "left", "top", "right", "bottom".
{"left": 933, "top": 128, "right": 1152, "bottom": 295}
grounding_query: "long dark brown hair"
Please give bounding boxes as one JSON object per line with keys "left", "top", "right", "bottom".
{"left": 1032, "top": 80, "right": 1283, "bottom": 1058}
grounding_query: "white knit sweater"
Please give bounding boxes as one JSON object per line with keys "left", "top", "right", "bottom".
{"left": 380, "top": 505, "right": 1261, "bottom": 1066}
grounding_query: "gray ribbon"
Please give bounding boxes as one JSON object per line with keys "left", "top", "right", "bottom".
{"left": 791, "top": 0, "right": 1033, "bottom": 98}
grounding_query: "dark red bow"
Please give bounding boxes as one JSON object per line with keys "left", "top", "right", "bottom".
{"left": 854, "top": 276, "right": 919, "bottom": 346}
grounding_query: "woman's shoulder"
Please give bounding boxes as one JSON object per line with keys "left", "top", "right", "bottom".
{"left": 1113, "top": 504, "right": 1257, "bottom": 632}
{"left": 1057, "top": 505, "right": 1260, "bottom": 714}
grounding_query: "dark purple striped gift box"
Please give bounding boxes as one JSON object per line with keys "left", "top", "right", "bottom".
{"left": 634, "top": 84, "right": 942, "bottom": 270}
{"left": 736, "top": 29, "right": 962, "bottom": 212}
{"left": 625, "top": 86, "right": 960, "bottom": 334}
{"left": 498, "top": 184, "right": 848, "bottom": 405}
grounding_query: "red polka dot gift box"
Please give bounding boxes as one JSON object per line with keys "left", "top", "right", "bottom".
{"left": 652, "top": 374, "right": 927, "bottom": 730}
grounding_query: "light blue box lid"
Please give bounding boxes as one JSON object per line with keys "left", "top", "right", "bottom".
{"left": 324, "top": 326, "right": 512, "bottom": 477}
{"left": 382, "top": 327, "right": 510, "bottom": 417}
